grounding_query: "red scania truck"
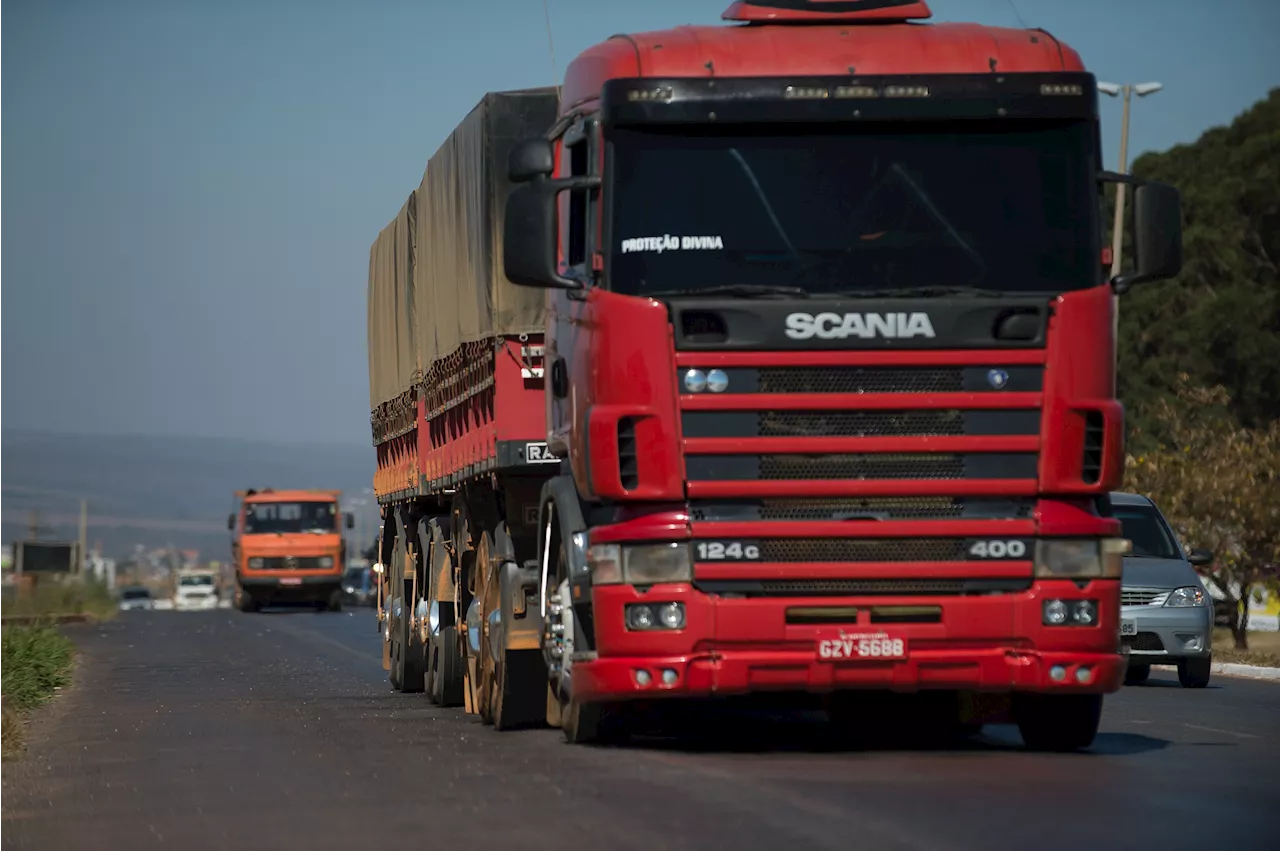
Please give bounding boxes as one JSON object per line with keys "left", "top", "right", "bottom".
{"left": 369, "top": 0, "right": 1183, "bottom": 751}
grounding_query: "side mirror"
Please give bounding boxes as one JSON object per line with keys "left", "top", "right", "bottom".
{"left": 227, "top": 514, "right": 236, "bottom": 531}
{"left": 1188, "top": 548, "right": 1213, "bottom": 567}
{"left": 508, "top": 139, "right": 555, "bottom": 184}
{"left": 1111, "top": 178, "right": 1182, "bottom": 294}
{"left": 503, "top": 179, "right": 592, "bottom": 291}
{"left": 345, "top": 512, "right": 355, "bottom": 530}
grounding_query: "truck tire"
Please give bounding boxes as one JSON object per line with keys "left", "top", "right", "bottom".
{"left": 430, "top": 626, "right": 466, "bottom": 706}
{"left": 493, "top": 649, "right": 547, "bottom": 731}
{"left": 1124, "top": 663, "right": 1151, "bottom": 685}
{"left": 1013, "top": 693, "right": 1103, "bottom": 752}
{"left": 237, "top": 588, "right": 258, "bottom": 613}
{"left": 562, "top": 698, "right": 627, "bottom": 745}
{"left": 326, "top": 588, "right": 343, "bottom": 612}
{"left": 389, "top": 533, "right": 426, "bottom": 693}
{"left": 1178, "top": 657, "right": 1211, "bottom": 688}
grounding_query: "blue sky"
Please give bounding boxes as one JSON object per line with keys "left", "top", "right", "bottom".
{"left": 3, "top": 0, "right": 1276, "bottom": 445}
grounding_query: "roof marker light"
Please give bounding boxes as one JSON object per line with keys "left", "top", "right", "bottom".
{"left": 628, "top": 87, "right": 673, "bottom": 103}
{"left": 1041, "top": 83, "right": 1084, "bottom": 96}
{"left": 784, "top": 85, "right": 830, "bottom": 100}
{"left": 883, "top": 85, "right": 930, "bottom": 98}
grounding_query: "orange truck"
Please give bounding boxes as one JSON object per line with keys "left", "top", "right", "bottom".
{"left": 228, "top": 489, "right": 354, "bottom": 612}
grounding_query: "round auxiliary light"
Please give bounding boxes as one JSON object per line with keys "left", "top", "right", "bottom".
{"left": 683, "top": 369, "right": 708, "bottom": 394}
{"left": 635, "top": 669, "right": 652, "bottom": 687}
{"left": 628, "top": 605, "right": 655, "bottom": 630}
{"left": 1044, "top": 599, "right": 1068, "bottom": 625}
{"left": 1050, "top": 665, "right": 1067, "bottom": 682}
{"left": 661, "top": 669, "right": 679, "bottom": 686}
{"left": 658, "top": 603, "right": 685, "bottom": 629}
{"left": 706, "top": 369, "right": 729, "bottom": 393}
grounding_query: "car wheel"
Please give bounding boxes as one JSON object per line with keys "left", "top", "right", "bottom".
{"left": 1124, "top": 663, "right": 1151, "bottom": 685}
{"left": 1178, "top": 657, "right": 1211, "bottom": 688}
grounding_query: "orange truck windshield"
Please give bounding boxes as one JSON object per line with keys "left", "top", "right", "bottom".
{"left": 244, "top": 501, "right": 337, "bottom": 535}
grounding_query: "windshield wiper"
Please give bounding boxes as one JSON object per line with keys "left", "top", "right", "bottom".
{"left": 831, "top": 286, "right": 1010, "bottom": 299}
{"left": 646, "top": 284, "right": 811, "bottom": 299}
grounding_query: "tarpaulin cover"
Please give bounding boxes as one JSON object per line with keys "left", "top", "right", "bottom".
{"left": 367, "top": 87, "right": 559, "bottom": 410}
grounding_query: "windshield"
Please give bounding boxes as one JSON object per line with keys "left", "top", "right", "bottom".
{"left": 1114, "top": 504, "right": 1182, "bottom": 560}
{"left": 121, "top": 588, "right": 151, "bottom": 600}
{"left": 244, "top": 501, "right": 337, "bottom": 534}
{"left": 179, "top": 575, "right": 214, "bottom": 587}
{"left": 608, "top": 120, "right": 1098, "bottom": 297}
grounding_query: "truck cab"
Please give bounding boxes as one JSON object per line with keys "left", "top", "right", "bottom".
{"left": 497, "top": 0, "right": 1184, "bottom": 749}
{"left": 229, "top": 489, "right": 354, "bottom": 612}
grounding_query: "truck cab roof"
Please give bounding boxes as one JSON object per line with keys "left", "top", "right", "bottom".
{"left": 561, "top": 1, "right": 1082, "bottom": 112}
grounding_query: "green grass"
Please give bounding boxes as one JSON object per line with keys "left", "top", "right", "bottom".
{"left": 0, "top": 578, "right": 118, "bottom": 623}
{"left": 1213, "top": 627, "right": 1280, "bottom": 668}
{"left": 1, "top": 625, "right": 76, "bottom": 760}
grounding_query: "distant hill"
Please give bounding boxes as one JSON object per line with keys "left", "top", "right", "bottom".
{"left": 1, "top": 429, "right": 379, "bottom": 560}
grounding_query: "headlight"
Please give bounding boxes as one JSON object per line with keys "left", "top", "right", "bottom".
{"left": 248, "top": 557, "right": 264, "bottom": 569}
{"left": 1034, "top": 539, "right": 1127, "bottom": 579}
{"left": 623, "top": 543, "right": 692, "bottom": 584}
{"left": 1165, "top": 586, "right": 1206, "bottom": 608}
{"left": 587, "top": 542, "right": 692, "bottom": 585}
{"left": 317, "top": 556, "right": 334, "bottom": 568}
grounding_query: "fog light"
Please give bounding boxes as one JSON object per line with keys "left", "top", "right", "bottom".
{"left": 635, "top": 669, "right": 652, "bottom": 687}
{"left": 1050, "top": 665, "right": 1067, "bottom": 682}
{"left": 658, "top": 602, "right": 686, "bottom": 629}
{"left": 683, "top": 369, "right": 707, "bottom": 393}
{"left": 1178, "top": 634, "right": 1204, "bottom": 652}
{"left": 706, "top": 369, "right": 729, "bottom": 393}
{"left": 1076, "top": 667, "right": 1092, "bottom": 684}
{"left": 627, "top": 605, "right": 655, "bottom": 630}
{"left": 1072, "top": 600, "right": 1098, "bottom": 625}
{"left": 662, "top": 669, "right": 678, "bottom": 686}
{"left": 1043, "top": 599, "right": 1068, "bottom": 625}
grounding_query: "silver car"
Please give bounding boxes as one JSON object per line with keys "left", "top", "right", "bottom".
{"left": 1111, "top": 492, "right": 1215, "bottom": 688}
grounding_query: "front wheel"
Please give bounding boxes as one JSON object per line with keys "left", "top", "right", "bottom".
{"left": 326, "top": 589, "right": 343, "bottom": 612}
{"left": 236, "top": 587, "right": 258, "bottom": 613}
{"left": 562, "top": 698, "right": 628, "bottom": 746}
{"left": 1178, "top": 657, "right": 1211, "bottom": 689}
{"left": 1014, "top": 693, "right": 1103, "bottom": 752}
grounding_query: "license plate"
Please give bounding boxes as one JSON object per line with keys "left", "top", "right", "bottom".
{"left": 816, "top": 631, "right": 907, "bottom": 661}
{"left": 1120, "top": 619, "right": 1137, "bottom": 636}
{"left": 279, "top": 577, "right": 302, "bottom": 586}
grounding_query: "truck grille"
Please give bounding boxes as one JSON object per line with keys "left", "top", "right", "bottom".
{"left": 759, "top": 366, "right": 963, "bottom": 395}
{"left": 254, "top": 557, "right": 329, "bottom": 571}
{"left": 756, "top": 538, "right": 970, "bottom": 563}
{"left": 696, "top": 577, "right": 1033, "bottom": 597}
{"left": 690, "top": 497, "right": 1036, "bottom": 522}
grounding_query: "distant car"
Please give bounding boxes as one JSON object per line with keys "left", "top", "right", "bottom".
{"left": 341, "top": 566, "right": 375, "bottom": 606}
{"left": 174, "top": 571, "right": 220, "bottom": 611}
{"left": 118, "top": 587, "right": 155, "bottom": 611}
{"left": 1111, "top": 492, "right": 1215, "bottom": 688}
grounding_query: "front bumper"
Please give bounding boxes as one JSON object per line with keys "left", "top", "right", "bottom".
{"left": 175, "top": 596, "right": 218, "bottom": 610}
{"left": 573, "top": 581, "right": 1125, "bottom": 703}
{"left": 1121, "top": 604, "right": 1213, "bottom": 662}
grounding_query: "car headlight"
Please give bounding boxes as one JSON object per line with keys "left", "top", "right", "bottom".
{"left": 1034, "top": 538, "right": 1128, "bottom": 579}
{"left": 1165, "top": 586, "right": 1206, "bottom": 608}
{"left": 317, "top": 556, "right": 334, "bottom": 568}
{"left": 248, "top": 557, "right": 264, "bottom": 569}
{"left": 587, "top": 542, "right": 692, "bottom": 585}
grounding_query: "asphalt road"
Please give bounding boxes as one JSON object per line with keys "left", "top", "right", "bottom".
{"left": 4, "top": 609, "right": 1277, "bottom": 851}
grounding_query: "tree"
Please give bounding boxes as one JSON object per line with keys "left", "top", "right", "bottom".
{"left": 1124, "top": 377, "right": 1280, "bottom": 649}
{"left": 1111, "top": 88, "right": 1280, "bottom": 451}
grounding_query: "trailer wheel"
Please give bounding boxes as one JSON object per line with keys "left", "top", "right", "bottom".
{"left": 389, "top": 533, "right": 426, "bottom": 693}
{"left": 430, "top": 625, "right": 466, "bottom": 706}
{"left": 1014, "top": 693, "right": 1103, "bottom": 752}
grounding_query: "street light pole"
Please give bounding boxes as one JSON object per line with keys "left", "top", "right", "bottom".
{"left": 1097, "top": 80, "right": 1163, "bottom": 385}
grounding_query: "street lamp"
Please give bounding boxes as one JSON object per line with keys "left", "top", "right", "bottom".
{"left": 1098, "top": 81, "right": 1163, "bottom": 278}
{"left": 1098, "top": 80, "right": 1162, "bottom": 387}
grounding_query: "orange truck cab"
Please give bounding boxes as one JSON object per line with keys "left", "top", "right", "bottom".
{"left": 229, "top": 489, "right": 354, "bottom": 612}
